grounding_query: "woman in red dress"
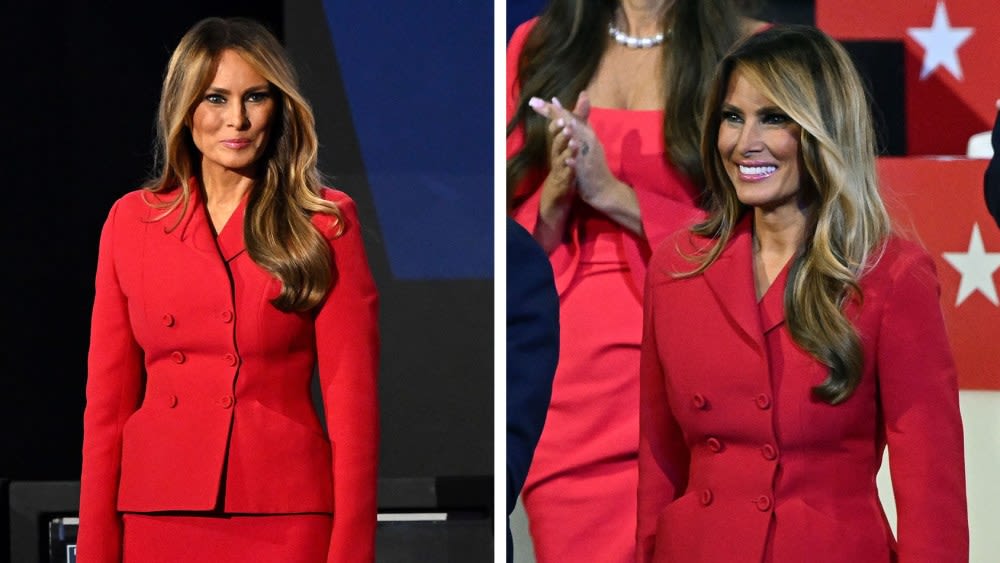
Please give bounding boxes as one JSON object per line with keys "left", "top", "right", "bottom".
{"left": 506, "top": 1, "right": 765, "bottom": 561}
{"left": 638, "top": 24, "right": 968, "bottom": 563}
{"left": 78, "top": 17, "right": 379, "bottom": 562}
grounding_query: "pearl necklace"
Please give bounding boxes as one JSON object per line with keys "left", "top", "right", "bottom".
{"left": 607, "top": 22, "right": 667, "bottom": 49}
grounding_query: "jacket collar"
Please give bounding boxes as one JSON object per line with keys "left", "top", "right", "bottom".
{"left": 164, "top": 177, "right": 248, "bottom": 262}
{"left": 701, "top": 214, "right": 789, "bottom": 354}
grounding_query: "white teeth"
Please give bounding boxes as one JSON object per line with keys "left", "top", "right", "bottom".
{"left": 739, "top": 165, "right": 776, "bottom": 176}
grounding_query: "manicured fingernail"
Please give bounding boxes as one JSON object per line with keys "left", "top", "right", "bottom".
{"left": 556, "top": 118, "right": 565, "bottom": 127}
{"left": 528, "top": 97, "right": 544, "bottom": 109}
{"left": 551, "top": 97, "right": 563, "bottom": 109}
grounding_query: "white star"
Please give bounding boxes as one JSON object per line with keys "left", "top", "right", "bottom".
{"left": 906, "top": 1, "right": 974, "bottom": 80}
{"left": 942, "top": 223, "right": 1000, "bottom": 306}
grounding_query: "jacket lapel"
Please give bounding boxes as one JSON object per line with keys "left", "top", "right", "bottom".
{"left": 166, "top": 178, "right": 248, "bottom": 262}
{"left": 159, "top": 179, "right": 218, "bottom": 258}
{"left": 215, "top": 194, "right": 248, "bottom": 262}
{"left": 759, "top": 261, "right": 789, "bottom": 335}
{"left": 702, "top": 216, "right": 766, "bottom": 354}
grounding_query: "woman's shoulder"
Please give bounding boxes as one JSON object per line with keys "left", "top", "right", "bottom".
{"left": 648, "top": 225, "right": 713, "bottom": 283}
{"left": 509, "top": 17, "right": 540, "bottom": 51}
{"left": 864, "top": 234, "right": 938, "bottom": 287}
{"left": 314, "top": 186, "right": 360, "bottom": 239}
{"left": 106, "top": 187, "right": 176, "bottom": 219}
{"left": 317, "top": 186, "right": 356, "bottom": 207}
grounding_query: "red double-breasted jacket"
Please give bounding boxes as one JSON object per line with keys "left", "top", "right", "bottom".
{"left": 78, "top": 184, "right": 379, "bottom": 562}
{"left": 637, "top": 216, "right": 968, "bottom": 563}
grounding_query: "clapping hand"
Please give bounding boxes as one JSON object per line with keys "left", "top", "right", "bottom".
{"left": 527, "top": 92, "right": 642, "bottom": 236}
{"left": 528, "top": 92, "right": 620, "bottom": 213}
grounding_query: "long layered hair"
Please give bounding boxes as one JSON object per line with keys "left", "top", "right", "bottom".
{"left": 689, "top": 24, "right": 891, "bottom": 404}
{"left": 506, "top": 0, "right": 750, "bottom": 207}
{"left": 148, "top": 16, "right": 341, "bottom": 312}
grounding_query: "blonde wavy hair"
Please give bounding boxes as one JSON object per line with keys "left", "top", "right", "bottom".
{"left": 687, "top": 24, "right": 891, "bottom": 404}
{"left": 147, "top": 16, "right": 341, "bottom": 312}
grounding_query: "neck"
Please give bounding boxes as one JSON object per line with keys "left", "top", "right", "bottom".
{"left": 199, "top": 167, "right": 255, "bottom": 207}
{"left": 618, "top": 0, "right": 670, "bottom": 36}
{"left": 752, "top": 206, "right": 808, "bottom": 261}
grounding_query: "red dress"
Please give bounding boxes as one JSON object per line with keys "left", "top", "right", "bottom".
{"left": 507, "top": 18, "right": 702, "bottom": 563}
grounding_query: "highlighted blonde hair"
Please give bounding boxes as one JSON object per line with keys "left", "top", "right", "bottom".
{"left": 689, "top": 24, "right": 891, "bottom": 404}
{"left": 148, "top": 16, "right": 341, "bottom": 312}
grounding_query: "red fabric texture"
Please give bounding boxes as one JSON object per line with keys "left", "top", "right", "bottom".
{"left": 638, "top": 216, "right": 969, "bottom": 563}
{"left": 122, "top": 513, "right": 332, "bottom": 563}
{"left": 78, "top": 184, "right": 379, "bottom": 563}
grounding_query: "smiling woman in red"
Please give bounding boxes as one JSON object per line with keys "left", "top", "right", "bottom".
{"left": 638, "top": 25, "right": 968, "bottom": 563}
{"left": 77, "top": 17, "right": 378, "bottom": 563}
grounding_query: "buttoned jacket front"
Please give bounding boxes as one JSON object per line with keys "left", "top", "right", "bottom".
{"left": 637, "top": 216, "right": 968, "bottom": 563}
{"left": 79, "top": 184, "right": 379, "bottom": 563}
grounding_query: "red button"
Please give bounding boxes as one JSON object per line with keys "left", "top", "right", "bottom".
{"left": 221, "top": 310, "right": 234, "bottom": 323}
{"left": 161, "top": 314, "right": 175, "bottom": 327}
{"left": 761, "top": 444, "right": 777, "bottom": 460}
{"left": 755, "top": 394, "right": 771, "bottom": 410}
{"left": 700, "top": 489, "right": 713, "bottom": 506}
{"left": 692, "top": 393, "right": 707, "bottom": 410}
{"left": 224, "top": 353, "right": 238, "bottom": 366}
{"left": 166, "top": 395, "right": 178, "bottom": 408}
{"left": 706, "top": 437, "right": 722, "bottom": 453}
{"left": 220, "top": 395, "right": 234, "bottom": 409}
{"left": 754, "top": 495, "right": 773, "bottom": 511}
{"left": 171, "top": 351, "right": 186, "bottom": 364}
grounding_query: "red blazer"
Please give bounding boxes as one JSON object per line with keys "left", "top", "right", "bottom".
{"left": 638, "top": 216, "right": 968, "bottom": 563}
{"left": 78, "top": 184, "right": 379, "bottom": 563}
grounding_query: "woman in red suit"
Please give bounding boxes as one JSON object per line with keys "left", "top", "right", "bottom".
{"left": 638, "top": 24, "right": 968, "bottom": 563}
{"left": 77, "top": 17, "right": 379, "bottom": 563}
{"left": 506, "top": 2, "right": 765, "bottom": 561}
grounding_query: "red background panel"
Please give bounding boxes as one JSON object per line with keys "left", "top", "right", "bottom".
{"left": 818, "top": 0, "right": 998, "bottom": 155}
{"left": 878, "top": 156, "right": 998, "bottom": 389}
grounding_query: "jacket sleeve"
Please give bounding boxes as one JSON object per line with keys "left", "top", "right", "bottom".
{"left": 984, "top": 110, "right": 1000, "bottom": 228}
{"left": 77, "top": 199, "right": 145, "bottom": 563}
{"left": 878, "top": 247, "right": 968, "bottom": 562}
{"left": 636, "top": 264, "right": 690, "bottom": 563}
{"left": 315, "top": 193, "right": 380, "bottom": 563}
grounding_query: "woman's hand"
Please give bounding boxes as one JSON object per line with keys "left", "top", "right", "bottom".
{"left": 528, "top": 92, "right": 644, "bottom": 238}
{"left": 526, "top": 95, "right": 583, "bottom": 252}
{"left": 535, "top": 92, "right": 644, "bottom": 236}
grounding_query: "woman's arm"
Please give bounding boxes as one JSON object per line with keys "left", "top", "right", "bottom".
{"left": 77, "top": 199, "right": 145, "bottom": 563}
{"left": 878, "top": 246, "right": 968, "bottom": 562}
{"left": 637, "top": 268, "right": 690, "bottom": 563}
{"left": 530, "top": 94, "right": 644, "bottom": 238}
{"left": 506, "top": 20, "right": 581, "bottom": 252}
{"left": 315, "top": 192, "right": 380, "bottom": 563}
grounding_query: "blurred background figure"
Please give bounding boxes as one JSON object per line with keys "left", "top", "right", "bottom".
{"left": 505, "top": 1, "right": 766, "bottom": 561}
{"left": 983, "top": 100, "right": 1000, "bottom": 227}
{"left": 506, "top": 217, "right": 559, "bottom": 563}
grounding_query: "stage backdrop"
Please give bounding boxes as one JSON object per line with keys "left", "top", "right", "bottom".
{"left": 284, "top": 0, "right": 493, "bottom": 484}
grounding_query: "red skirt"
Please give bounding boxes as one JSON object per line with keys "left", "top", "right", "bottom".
{"left": 122, "top": 513, "right": 332, "bottom": 563}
